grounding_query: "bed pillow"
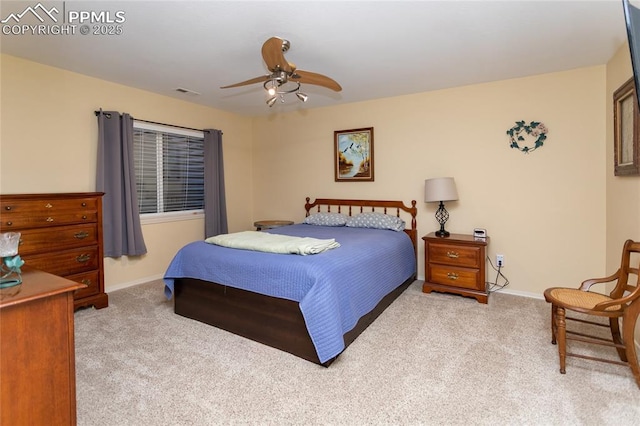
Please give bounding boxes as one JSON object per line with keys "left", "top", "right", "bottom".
{"left": 345, "top": 212, "right": 405, "bottom": 232}
{"left": 303, "top": 212, "right": 348, "bottom": 227}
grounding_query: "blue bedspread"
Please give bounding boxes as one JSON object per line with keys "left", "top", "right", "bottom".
{"left": 163, "top": 224, "right": 416, "bottom": 363}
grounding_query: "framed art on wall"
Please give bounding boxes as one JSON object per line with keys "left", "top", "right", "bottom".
{"left": 613, "top": 77, "right": 640, "bottom": 176}
{"left": 334, "top": 127, "right": 374, "bottom": 182}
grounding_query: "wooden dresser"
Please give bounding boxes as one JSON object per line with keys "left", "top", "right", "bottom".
{"left": 1, "top": 267, "right": 84, "bottom": 425}
{"left": 422, "top": 232, "right": 489, "bottom": 304}
{"left": 0, "top": 192, "right": 108, "bottom": 310}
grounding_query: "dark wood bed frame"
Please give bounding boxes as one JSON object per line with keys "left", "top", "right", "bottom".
{"left": 173, "top": 198, "right": 418, "bottom": 366}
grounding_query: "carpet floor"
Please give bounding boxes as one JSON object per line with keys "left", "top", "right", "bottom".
{"left": 74, "top": 280, "right": 640, "bottom": 425}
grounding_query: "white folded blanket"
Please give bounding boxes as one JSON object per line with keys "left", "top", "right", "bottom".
{"left": 205, "top": 231, "right": 340, "bottom": 255}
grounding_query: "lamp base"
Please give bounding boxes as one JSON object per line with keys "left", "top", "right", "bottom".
{"left": 435, "top": 230, "right": 450, "bottom": 238}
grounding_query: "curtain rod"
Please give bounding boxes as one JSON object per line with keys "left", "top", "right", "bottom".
{"left": 94, "top": 110, "right": 210, "bottom": 133}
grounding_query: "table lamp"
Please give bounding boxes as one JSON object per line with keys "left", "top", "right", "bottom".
{"left": 424, "top": 177, "right": 459, "bottom": 237}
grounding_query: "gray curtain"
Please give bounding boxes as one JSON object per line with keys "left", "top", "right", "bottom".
{"left": 96, "top": 111, "right": 147, "bottom": 257}
{"left": 204, "top": 129, "right": 228, "bottom": 237}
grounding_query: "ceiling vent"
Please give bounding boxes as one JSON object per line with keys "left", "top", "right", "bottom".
{"left": 174, "top": 87, "right": 201, "bottom": 96}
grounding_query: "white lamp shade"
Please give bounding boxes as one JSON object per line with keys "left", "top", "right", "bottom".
{"left": 424, "top": 177, "right": 459, "bottom": 203}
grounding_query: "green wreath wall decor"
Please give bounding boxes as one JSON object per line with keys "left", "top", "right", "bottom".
{"left": 506, "top": 120, "right": 548, "bottom": 153}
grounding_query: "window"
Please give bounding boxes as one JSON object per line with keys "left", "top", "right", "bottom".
{"left": 133, "top": 121, "right": 205, "bottom": 219}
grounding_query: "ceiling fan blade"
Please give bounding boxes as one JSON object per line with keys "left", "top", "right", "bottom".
{"left": 220, "top": 75, "right": 269, "bottom": 89}
{"left": 261, "top": 37, "right": 294, "bottom": 73}
{"left": 291, "top": 70, "right": 342, "bottom": 92}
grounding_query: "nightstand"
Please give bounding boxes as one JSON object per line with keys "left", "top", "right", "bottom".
{"left": 254, "top": 220, "right": 294, "bottom": 231}
{"left": 422, "top": 232, "right": 489, "bottom": 304}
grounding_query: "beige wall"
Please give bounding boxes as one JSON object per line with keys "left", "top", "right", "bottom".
{"left": 605, "top": 44, "right": 640, "bottom": 346}
{"left": 253, "top": 66, "right": 608, "bottom": 296}
{"left": 0, "top": 53, "right": 619, "bottom": 299}
{"left": 0, "top": 54, "right": 254, "bottom": 290}
{"left": 605, "top": 44, "right": 640, "bottom": 267}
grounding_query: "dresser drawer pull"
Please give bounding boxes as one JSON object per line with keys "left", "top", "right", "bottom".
{"left": 45, "top": 203, "right": 52, "bottom": 208}
{"left": 5, "top": 221, "right": 12, "bottom": 227}
{"left": 74, "top": 231, "right": 90, "bottom": 239}
{"left": 4, "top": 206, "right": 11, "bottom": 211}
{"left": 81, "top": 202, "right": 87, "bottom": 207}
{"left": 76, "top": 254, "right": 91, "bottom": 263}
{"left": 46, "top": 217, "right": 54, "bottom": 222}
{"left": 81, "top": 278, "right": 92, "bottom": 285}
{"left": 446, "top": 251, "right": 459, "bottom": 259}
{"left": 447, "top": 272, "right": 459, "bottom": 280}
{"left": 82, "top": 215, "right": 87, "bottom": 220}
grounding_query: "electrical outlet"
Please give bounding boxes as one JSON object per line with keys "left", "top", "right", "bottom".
{"left": 496, "top": 254, "right": 504, "bottom": 267}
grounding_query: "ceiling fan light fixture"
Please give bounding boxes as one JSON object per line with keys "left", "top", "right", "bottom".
{"left": 221, "top": 37, "right": 342, "bottom": 109}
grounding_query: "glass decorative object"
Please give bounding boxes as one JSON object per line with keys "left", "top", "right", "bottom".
{"left": 0, "top": 232, "right": 24, "bottom": 289}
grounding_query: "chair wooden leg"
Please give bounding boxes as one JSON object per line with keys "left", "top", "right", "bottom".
{"left": 550, "top": 304, "right": 557, "bottom": 345}
{"left": 622, "top": 307, "right": 640, "bottom": 389}
{"left": 557, "top": 307, "right": 567, "bottom": 374}
{"left": 609, "top": 317, "right": 627, "bottom": 362}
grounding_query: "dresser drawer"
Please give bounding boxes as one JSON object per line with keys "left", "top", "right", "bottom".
{"left": 23, "top": 246, "right": 99, "bottom": 276}
{"left": 66, "top": 270, "right": 100, "bottom": 299}
{"left": 0, "top": 211, "right": 97, "bottom": 230}
{"left": 1, "top": 197, "right": 98, "bottom": 215}
{"left": 16, "top": 224, "right": 98, "bottom": 255}
{"left": 429, "top": 265, "right": 481, "bottom": 290}
{"left": 428, "top": 243, "right": 481, "bottom": 268}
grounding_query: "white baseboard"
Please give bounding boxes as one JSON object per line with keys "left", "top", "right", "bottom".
{"left": 105, "top": 274, "right": 165, "bottom": 293}
{"left": 496, "top": 287, "right": 544, "bottom": 300}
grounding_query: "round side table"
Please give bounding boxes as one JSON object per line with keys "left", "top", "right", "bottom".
{"left": 253, "top": 220, "right": 294, "bottom": 231}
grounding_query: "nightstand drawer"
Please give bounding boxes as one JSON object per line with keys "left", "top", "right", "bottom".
{"left": 429, "top": 265, "right": 481, "bottom": 290}
{"left": 428, "top": 243, "right": 481, "bottom": 268}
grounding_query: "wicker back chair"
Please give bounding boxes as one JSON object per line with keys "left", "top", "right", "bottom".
{"left": 543, "top": 239, "right": 640, "bottom": 388}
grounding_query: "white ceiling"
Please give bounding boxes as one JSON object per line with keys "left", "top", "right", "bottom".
{"left": 0, "top": 0, "right": 630, "bottom": 117}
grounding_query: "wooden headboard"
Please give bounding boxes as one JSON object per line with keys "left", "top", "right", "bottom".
{"left": 304, "top": 197, "right": 418, "bottom": 257}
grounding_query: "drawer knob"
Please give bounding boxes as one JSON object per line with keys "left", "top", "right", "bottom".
{"left": 82, "top": 215, "right": 87, "bottom": 220}
{"left": 76, "top": 254, "right": 91, "bottom": 263}
{"left": 45, "top": 203, "right": 52, "bottom": 208}
{"left": 446, "top": 251, "right": 459, "bottom": 259}
{"left": 447, "top": 272, "right": 459, "bottom": 281}
{"left": 74, "top": 231, "right": 90, "bottom": 239}
{"left": 81, "top": 278, "right": 92, "bottom": 285}
{"left": 4, "top": 206, "right": 11, "bottom": 211}
{"left": 81, "top": 202, "right": 87, "bottom": 207}
{"left": 46, "top": 217, "right": 54, "bottom": 222}
{"left": 5, "top": 221, "right": 12, "bottom": 227}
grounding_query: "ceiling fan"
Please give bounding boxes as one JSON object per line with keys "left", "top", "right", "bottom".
{"left": 220, "top": 37, "right": 342, "bottom": 106}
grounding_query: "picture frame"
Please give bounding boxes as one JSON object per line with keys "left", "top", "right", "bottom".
{"left": 334, "top": 127, "right": 374, "bottom": 182}
{"left": 613, "top": 77, "right": 640, "bottom": 176}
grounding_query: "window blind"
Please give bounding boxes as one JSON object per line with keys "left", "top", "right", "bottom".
{"left": 133, "top": 122, "right": 205, "bottom": 215}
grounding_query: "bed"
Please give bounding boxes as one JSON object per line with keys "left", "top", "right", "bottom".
{"left": 163, "top": 198, "right": 418, "bottom": 366}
